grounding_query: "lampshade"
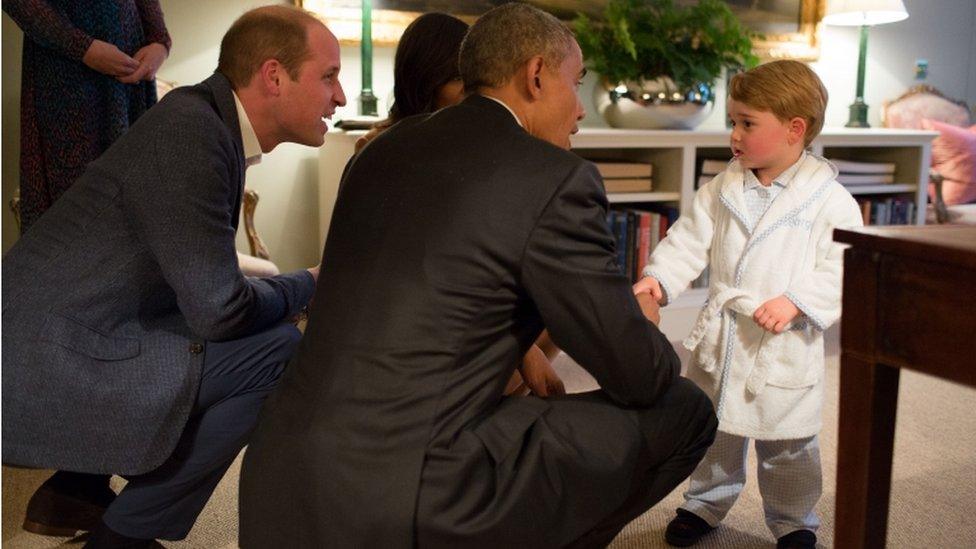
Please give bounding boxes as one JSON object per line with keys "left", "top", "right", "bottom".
{"left": 823, "top": 0, "right": 909, "bottom": 26}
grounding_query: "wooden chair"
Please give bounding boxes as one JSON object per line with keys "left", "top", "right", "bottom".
{"left": 881, "top": 85, "right": 974, "bottom": 223}
{"left": 239, "top": 189, "right": 279, "bottom": 276}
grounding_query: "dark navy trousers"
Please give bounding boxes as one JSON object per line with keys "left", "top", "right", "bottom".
{"left": 102, "top": 323, "right": 301, "bottom": 540}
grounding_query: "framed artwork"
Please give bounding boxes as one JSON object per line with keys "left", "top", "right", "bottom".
{"left": 297, "top": 0, "right": 825, "bottom": 60}
{"left": 715, "top": 0, "right": 826, "bottom": 61}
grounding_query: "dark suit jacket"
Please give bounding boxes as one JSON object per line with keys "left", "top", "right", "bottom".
{"left": 1, "top": 72, "right": 314, "bottom": 474}
{"left": 239, "top": 95, "right": 679, "bottom": 547}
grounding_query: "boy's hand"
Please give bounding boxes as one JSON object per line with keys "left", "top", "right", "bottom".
{"left": 633, "top": 275, "right": 663, "bottom": 303}
{"left": 753, "top": 295, "right": 800, "bottom": 333}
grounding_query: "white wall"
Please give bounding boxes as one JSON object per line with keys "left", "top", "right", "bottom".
{"left": 3, "top": 0, "right": 975, "bottom": 266}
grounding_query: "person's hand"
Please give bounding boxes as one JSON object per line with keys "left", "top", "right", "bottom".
{"left": 519, "top": 344, "right": 565, "bottom": 397}
{"left": 753, "top": 295, "right": 800, "bottom": 333}
{"left": 633, "top": 275, "right": 663, "bottom": 303}
{"left": 635, "top": 291, "right": 661, "bottom": 325}
{"left": 117, "top": 42, "right": 169, "bottom": 84}
{"left": 82, "top": 39, "right": 140, "bottom": 77}
{"left": 307, "top": 264, "right": 321, "bottom": 283}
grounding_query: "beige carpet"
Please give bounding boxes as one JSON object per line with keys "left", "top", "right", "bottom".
{"left": 4, "top": 345, "right": 975, "bottom": 548}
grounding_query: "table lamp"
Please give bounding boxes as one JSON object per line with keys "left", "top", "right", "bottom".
{"left": 358, "top": 0, "right": 378, "bottom": 116}
{"left": 823, "top": 0, "right": 908, "bottom": 128}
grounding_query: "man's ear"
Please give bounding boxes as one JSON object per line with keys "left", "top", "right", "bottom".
{"left": 524, "top": 55, "right": 545, "bottom": 100}
{"left": 258, "top": 59, "right": 284, "bottom": 96}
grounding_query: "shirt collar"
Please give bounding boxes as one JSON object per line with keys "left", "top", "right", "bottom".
{"left": 744, "top": 151, "right": 806, "bottom": 191}
{"left": 233, "top": 92, "right": 262, "bottom": 168}
{"left": 482, "top": 95, "right": 523, "bottom": 127}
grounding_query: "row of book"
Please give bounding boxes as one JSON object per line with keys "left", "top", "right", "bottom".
{"left": 606, "top": 206, "right": 679, "bottom": 283}
{"left": 855, "top": 197, "right": 916, "bottom": 226}
{"left": 593, "top": 161, "right": 654, "bottom": 193}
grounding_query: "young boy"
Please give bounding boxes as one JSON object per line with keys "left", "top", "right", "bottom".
{"left": 633, "top": 60, "right": 863, "bottom": 549}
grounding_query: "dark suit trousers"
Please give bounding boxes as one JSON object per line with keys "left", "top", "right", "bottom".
{"left": 101, "top": 323, "right": 301, "bottom": 540}
{"left": 565, "top": 378, "right": 718, "bottom": 548}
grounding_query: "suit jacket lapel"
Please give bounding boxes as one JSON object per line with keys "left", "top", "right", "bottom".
{"left": 202, "top": 71, "right": 246, "bottom": 230}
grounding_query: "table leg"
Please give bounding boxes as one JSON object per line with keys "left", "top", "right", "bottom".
{"left": 835, "top": 352, "right": 900, "bottom": 548}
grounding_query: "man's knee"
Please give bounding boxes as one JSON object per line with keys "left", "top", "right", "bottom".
{"left": 638, "top": 377, "right": 717, "bottom": 454}
{"left": 670, "top": 377, "right": 718, "bottom": 454}
{"left": 264, "top": 323, "right": 302, "bottom": 363}
{"left": 670, "top": 377, "right": 717, "bottom": 438}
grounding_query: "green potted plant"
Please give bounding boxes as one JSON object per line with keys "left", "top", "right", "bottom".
{"left": 574, "top": 0, "right": 759, "bottom": 129}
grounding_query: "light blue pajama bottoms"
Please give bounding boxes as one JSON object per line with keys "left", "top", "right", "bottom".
{"left": 679, "top": 430, "right": 822, "bottom": 539}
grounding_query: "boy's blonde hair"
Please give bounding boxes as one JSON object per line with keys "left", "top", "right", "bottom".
{"left": 729, "top": 60, "right": 827, "bottom": 148}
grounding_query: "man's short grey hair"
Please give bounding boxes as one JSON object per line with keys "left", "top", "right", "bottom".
{"left": 460, "top": 3, "right": 576, "bottom": 93}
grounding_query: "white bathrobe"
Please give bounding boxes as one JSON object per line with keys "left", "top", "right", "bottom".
{"left": 645, "top": 154, "right": 863, "bottom": 439}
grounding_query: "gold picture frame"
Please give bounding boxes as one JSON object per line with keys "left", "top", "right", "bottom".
{"left": 743, "top": 0, "right": 826, "bottom": 61}
{"left": 297, "top": 0, "right": 826, "bottom": 60}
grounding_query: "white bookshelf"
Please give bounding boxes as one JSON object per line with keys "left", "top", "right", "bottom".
{"left": 318, "top": 127, "right": 937, "bottom": 340}
{"left": 607, "top": 192, "right": 681, "bottom": 203}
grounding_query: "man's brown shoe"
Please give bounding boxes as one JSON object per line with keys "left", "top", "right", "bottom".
{"left": 22, "top": 471, "right": 116, "bottom": 536}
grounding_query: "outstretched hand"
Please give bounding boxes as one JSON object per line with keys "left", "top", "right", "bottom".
{"left": 753, "top": 295, "right": 800, "bottom": 334}
{"left": 633, "top": 275, "right": 663, "bottom": 303}
{"left": 635, "top": 291, "right": 661, "bottom": 325}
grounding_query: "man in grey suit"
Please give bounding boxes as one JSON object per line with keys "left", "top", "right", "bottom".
{"left": 1, "top": 5, "right": 345, "bottom": 548}
{"left": 240, "top": 4, "right": 717, "bottom": 547}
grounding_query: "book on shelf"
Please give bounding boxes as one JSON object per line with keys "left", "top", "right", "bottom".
{"left": 836, "top": 173, "right": 896, "bottom": 185}
{"left": 828, "top": 158, "right": 897, "bottom": 174}
{"left": 699, "top": 158, "right": 730, "bottom": 176}
{"left": 603, "top": 178, "right": 653, "bottom": 193}
{"left": 594, "top": 161, "right": 653, "bottom": 179}
{"left": 855, "top": 197, "right": 915, "bottom": 225}
{"left": 605, "top": 205, "right": 679, "bottom": 283}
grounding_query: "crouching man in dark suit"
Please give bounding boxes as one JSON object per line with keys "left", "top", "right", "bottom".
{"left": 1, "top": 5, "right": 346, "bottom": 548}
{"left": 239, "top": 3, "right": 717, "bottom": 548}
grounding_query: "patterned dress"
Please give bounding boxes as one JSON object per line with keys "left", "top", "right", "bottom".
{"left": 3, "top": 0, "right": 170, "bottom": 231}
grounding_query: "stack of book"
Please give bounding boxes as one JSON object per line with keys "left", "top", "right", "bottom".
{"left": 594, "top": 161, "right": 653, "bottom": 193}
{"left": 698, "top": 158, "right": 729, "bottom": 188}
{"left": 829, "top": 158, "right": 897, "bottom": 186}
{"left": 606, "top": 205, "right": 679, "bottom": 283}
{"left": 855, "top": 197, "right": 916, "bottom": 225}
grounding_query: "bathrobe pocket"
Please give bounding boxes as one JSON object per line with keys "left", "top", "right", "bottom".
{"left": 763, "top": 326, "right": 823, "bottom": 389}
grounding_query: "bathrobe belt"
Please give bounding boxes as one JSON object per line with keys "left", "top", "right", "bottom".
{"left": 682, "top": 285, "right": 787, "bottom": 396}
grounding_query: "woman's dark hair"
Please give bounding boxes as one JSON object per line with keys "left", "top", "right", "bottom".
{"left": 388, "top": 12, "right": 469, "bottom": 122}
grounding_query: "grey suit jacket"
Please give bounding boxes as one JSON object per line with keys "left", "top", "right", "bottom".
{"left": 239, "top": 95, "right": 679, "bottom": 547}
{"left": 1, "top": 72, "right": 315, "bottom": 474}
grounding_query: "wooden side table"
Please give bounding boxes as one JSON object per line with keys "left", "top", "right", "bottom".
{"left": 833, "top": 225, "right": 976, "bottom": 548}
